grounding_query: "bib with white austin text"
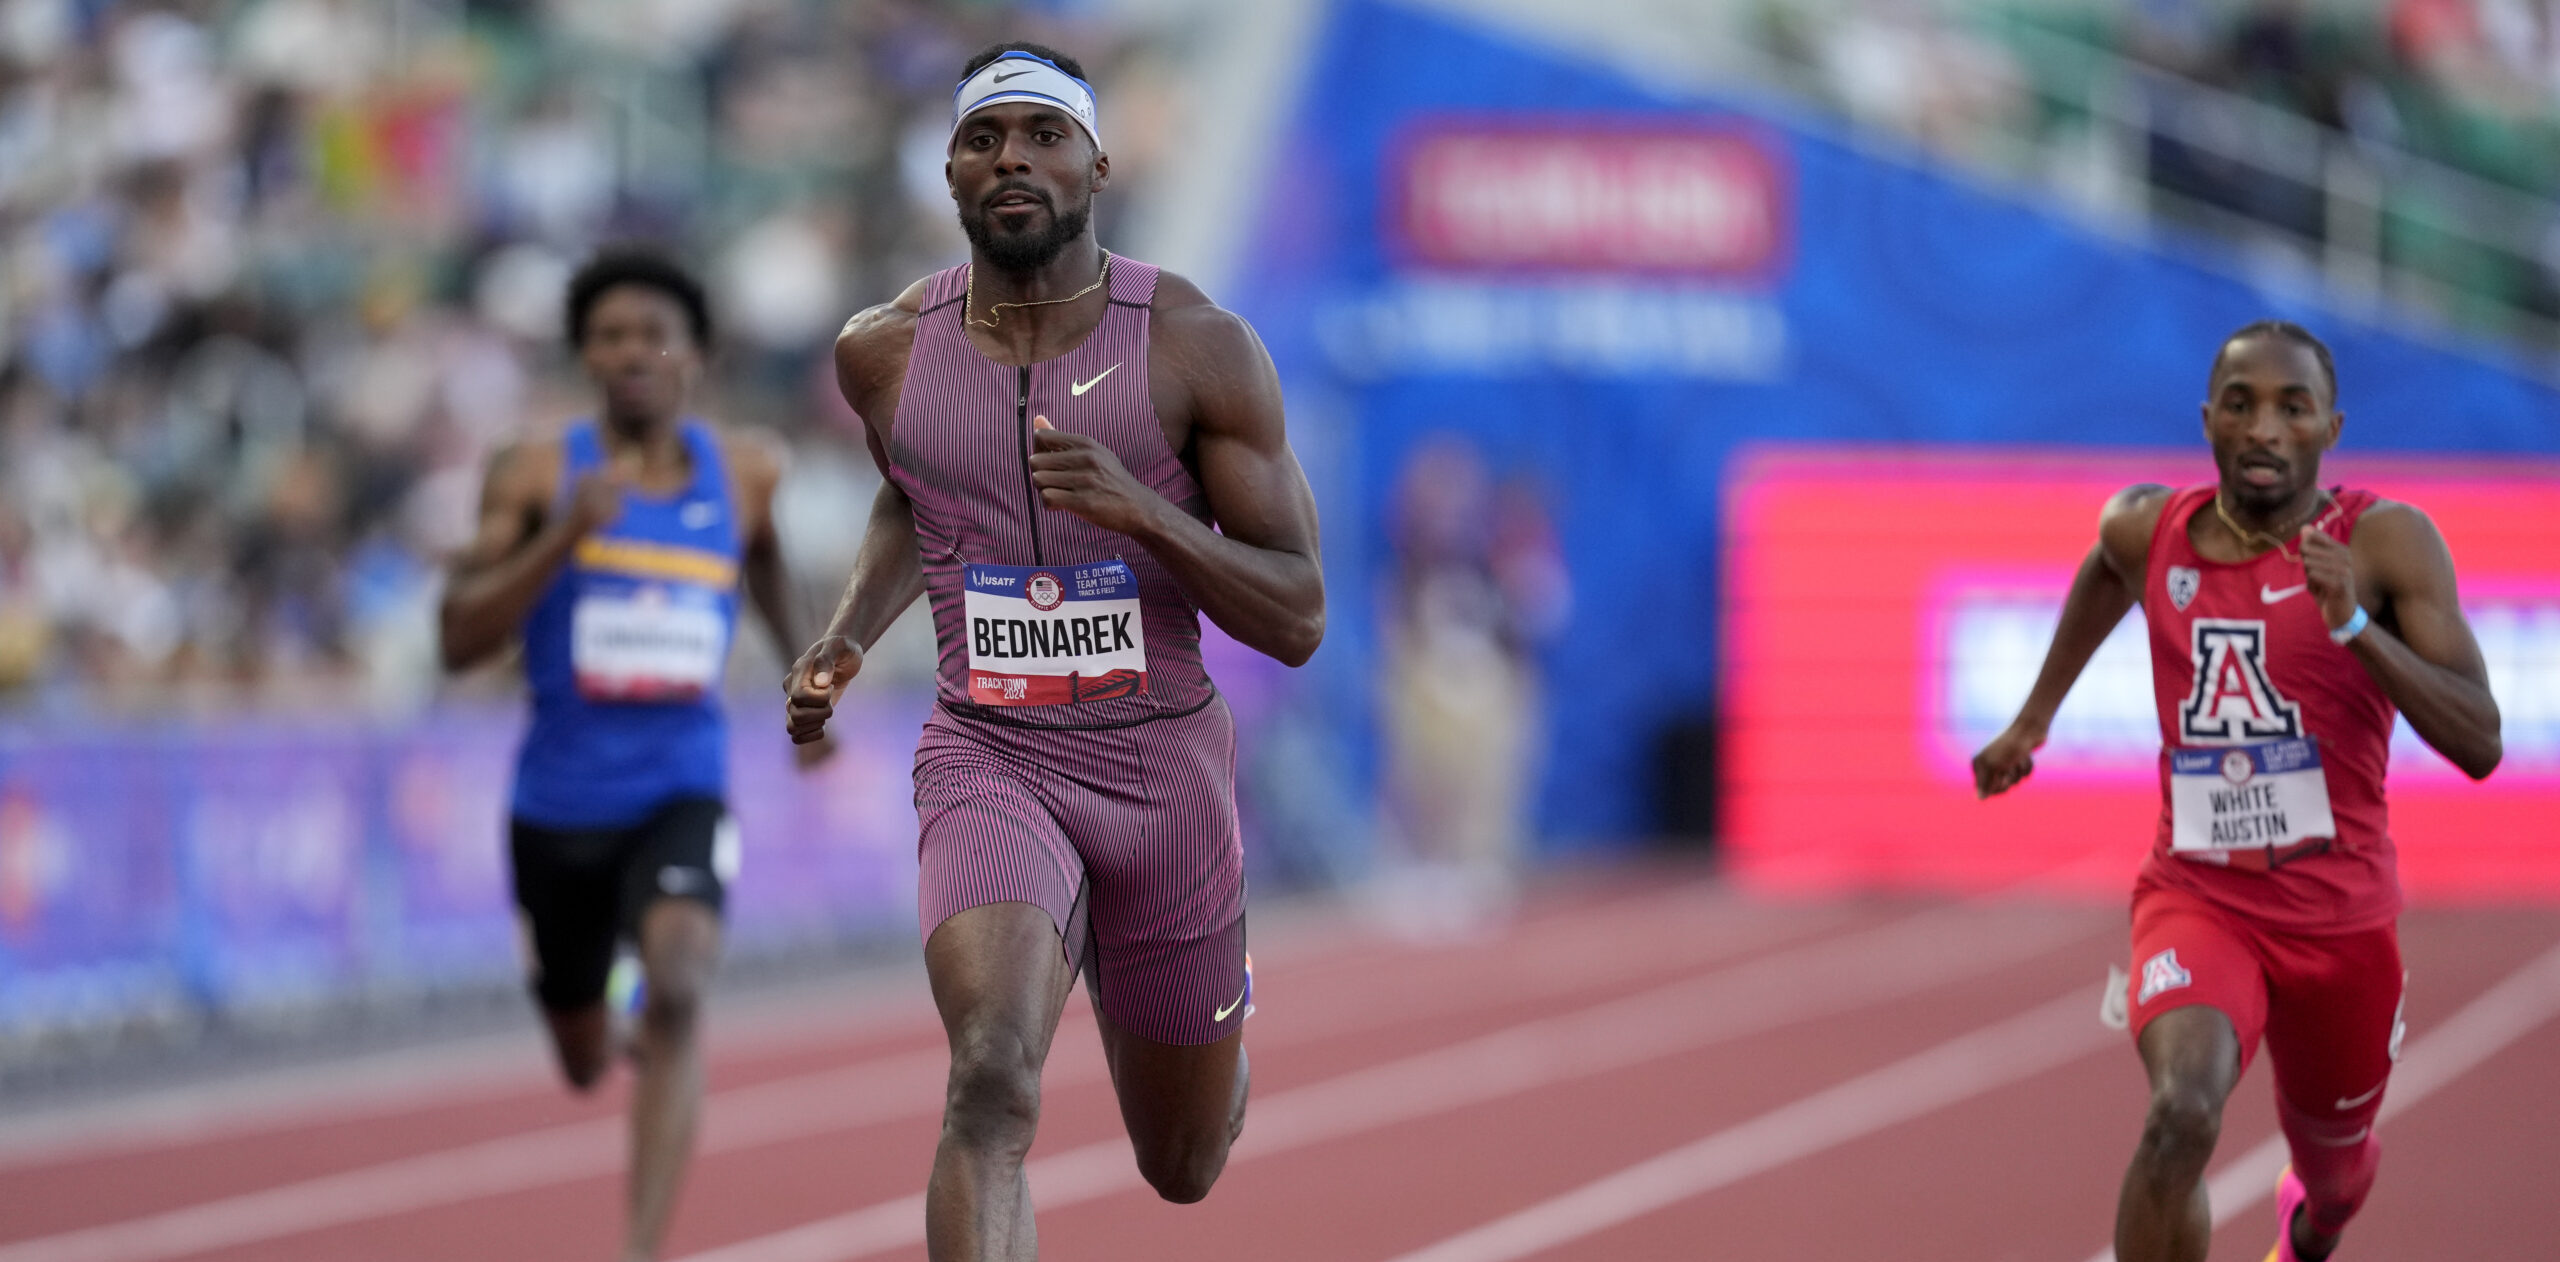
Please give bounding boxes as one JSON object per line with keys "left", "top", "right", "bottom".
{"left": 963, "top": 560, "right": 1148, "bottom": 706}
{"left": 2169, "top": 737, "right": 2337, "bottom": 858}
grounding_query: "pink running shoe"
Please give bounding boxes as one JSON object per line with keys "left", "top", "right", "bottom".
{"left": 2263, "top": 1165, "right": 2311, "bottom": 1262}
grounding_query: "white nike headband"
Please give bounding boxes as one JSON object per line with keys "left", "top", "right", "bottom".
{"left": 950, "top": 52, "right": 1101, "bottom": 151}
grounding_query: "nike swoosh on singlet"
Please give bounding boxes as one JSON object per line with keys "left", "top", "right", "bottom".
{"left": 1071, "top": 364, "right": 1121, "bottom": 396}
{"left": 1213, "top": 982, "right": 1249, "bottom": 1022}
{"left": 993, "top": 70, "right": 1036, "bottom": 82}
{"left": 2261, "top": 583, "right": 2309, "bottom": 604}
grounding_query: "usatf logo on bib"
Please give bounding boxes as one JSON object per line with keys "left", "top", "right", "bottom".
{"left": 962, "top": 559, "right": 1148, "bottom": 706}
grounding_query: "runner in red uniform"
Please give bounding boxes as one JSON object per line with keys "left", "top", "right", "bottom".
{"left": 1974, "top": 322, "right": 2502, "bottom": 1262}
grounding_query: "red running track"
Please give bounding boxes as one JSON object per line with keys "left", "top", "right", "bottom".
{"left": 2, "top": 868, "right": 2555, "bottom": 1262}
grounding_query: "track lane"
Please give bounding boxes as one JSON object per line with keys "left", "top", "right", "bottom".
{"left": 1546, "top": 908, "right": 2560, "bottom": 1262}
{"left": 658, "top": 902, "right": 2109, "bottom": 1262}
{"left": 1012, "top": 907, "right": 2115, "bottom": 1262}
{"left": 0, "top": 875, "right": 1834, "bottom": 1260}
{"left": 8, "top": 884, "right": 2552, "bottom": 1262}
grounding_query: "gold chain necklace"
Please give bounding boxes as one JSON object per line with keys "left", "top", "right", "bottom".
{"left": 2214, "top": 487, "right": 2331, "bottom": 556}
{"left": 965, "top": 250, "right": 1112, "bottom": 329}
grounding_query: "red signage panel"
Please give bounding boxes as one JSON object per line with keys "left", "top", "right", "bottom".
{"left": 1389, "top": 117, "right": 1790, "bottom": 279}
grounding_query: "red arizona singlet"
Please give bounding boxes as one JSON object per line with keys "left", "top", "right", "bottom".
{"left": 2137, "top": 484, "right": 2400, "bottom": 934}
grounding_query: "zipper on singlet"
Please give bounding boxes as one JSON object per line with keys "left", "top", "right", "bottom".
{"left": 1016, "top": 364, "right": 1044, "bottom": 564}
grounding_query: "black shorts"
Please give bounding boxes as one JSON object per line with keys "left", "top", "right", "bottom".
{"left": 510, "top": 796, "right": 734, "bottom": 1012}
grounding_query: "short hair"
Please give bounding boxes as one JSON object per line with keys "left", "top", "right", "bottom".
{"left": 961, "top": 41, "right": 1089, "bottom": 83}
{"left": 2212, "top": 319, "right": 2337, "bottom": 404}
{"left": 564, "top": 245, "right": 711, "bottom": 348}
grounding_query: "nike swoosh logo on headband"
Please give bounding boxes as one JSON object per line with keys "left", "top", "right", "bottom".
{"left": 993, "top": 69, "right": 1035, "bottom": 82}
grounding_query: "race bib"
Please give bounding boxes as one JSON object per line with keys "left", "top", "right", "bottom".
{"left": 2168, "top": 737, "right": 2337, "bottom": 861}
{"left": 572, "top": 584, "right": 728, "bottom": 702}
{"left": 963, "top": 560, "right": 1147, "bottom": 706}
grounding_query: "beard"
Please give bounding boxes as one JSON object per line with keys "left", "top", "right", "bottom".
{"left": 960, "top": 190, "right": 1093, "bottom": 273}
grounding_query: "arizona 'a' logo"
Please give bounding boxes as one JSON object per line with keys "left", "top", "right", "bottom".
{"left": 2166, "top": 566, "right": 2201, "bottom": 611}
{"left": 2179, "top": 619, "right": 2303, "bottom": 743}
{"left": 2138, "top": 948, "right": 2192, "bottom": 1004}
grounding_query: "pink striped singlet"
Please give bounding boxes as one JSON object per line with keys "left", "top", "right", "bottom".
{"left": 886, "top": 254, "right": 1248, "bottom": 1046}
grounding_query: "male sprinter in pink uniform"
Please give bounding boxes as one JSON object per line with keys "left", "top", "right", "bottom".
{"left": 1974, "top": 322, "right": 2501, "bottom": 1262}
{"left": 783, "top": 43, "right": 1322, "bottom": 1260}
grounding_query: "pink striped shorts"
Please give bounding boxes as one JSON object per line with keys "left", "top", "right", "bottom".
{"left": 913, "top": 693, "right": 1248, "bottom": 1045}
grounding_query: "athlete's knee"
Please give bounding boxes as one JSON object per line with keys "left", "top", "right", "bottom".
{"left": 1135, "top": 1130, "right": 1231, "bottom": 1204}
{"left": 1227, "top": 1045, "right": 1251, "bottom": 1143}
{"left": 1137, "top": 1050, "right": 1244, "bottom": 1204}
{"left": 637, "top": 906, "right": 719, "bottom": 1036}
{"left": 558, "top": 1047, "right": 609, "bottom": 1092}
{"left": 641, "top": 973, "right": 706, "bottom": 1042}
{"left": 2136, "top": 1079, "right": 2226, "bottom": 1179}
{"left": 546, "top": 1006, "right": 612, "bottom": 1092}
{"left": 942, "top": 1029, "right": 1044, "bottom": 1156}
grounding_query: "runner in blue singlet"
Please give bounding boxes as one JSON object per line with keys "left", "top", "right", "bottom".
{"left": 440, "top": 246, "right": 829, "bottom": 1262}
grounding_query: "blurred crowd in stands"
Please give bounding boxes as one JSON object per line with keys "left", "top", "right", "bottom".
{"left": 4, "top": 0, "right": 2550, "bottom": 720}
{"left": 0, "top": 0, "right": 1173, "bottom": 717}
{"left": 1758, "top": 0, "right": 2560, "bottom": 336}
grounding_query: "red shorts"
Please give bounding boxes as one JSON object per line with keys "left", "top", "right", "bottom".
{"left": 2127, "top": 880, "right": 2403, "bottom": 1109}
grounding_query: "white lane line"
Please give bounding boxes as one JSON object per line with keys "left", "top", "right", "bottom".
{"left": 667, "top": 905, "right": 2104, "bottom": 1262}
{"left": 0, "top": 1045, "right": 955, "bottom": 1262}
{"left": 0, "top": 901, "right": 2089, "bottom": 1262}
{"left": 0, "top": 877, "right": 1750, "bottom": 1174}
{"left": 1273, "top": 888, "right": 1861, "bottom": 1047}
{"left": 0, "top": 966, "right": 940, "bottom": 1172}
{"left": 0, "top": 885, "right": 1858, "bottom": 1261}
{"left": 2075, "top": 936, "right": 2560, "bottom": 1262}
{"left": 1381, "top": 989, "right": 2115, "bottom": 1262}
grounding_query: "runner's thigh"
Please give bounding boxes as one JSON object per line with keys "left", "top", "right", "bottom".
{"left": 2263, "top": 922, "right": 2403, "bottom": 1115}
{"left": 1063, "top": 699, "right": 1247, "bottom": 1048}
{"left": 2129, "top": 883, "right": 2274, "bottom": 1077}
{"left": 914, "top": 713, "right": 1087, "bottom": 961}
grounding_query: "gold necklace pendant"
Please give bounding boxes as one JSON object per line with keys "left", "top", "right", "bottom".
{"left": 2214, "top": 489, "right": 2331, "bottom": 557}
{"left": 965, "top": 251, "right": 1112, "bottom": 329}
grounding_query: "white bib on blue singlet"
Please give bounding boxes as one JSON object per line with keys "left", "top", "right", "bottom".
{"left": 571, "top": 584, "right": 728, "bottom": 702}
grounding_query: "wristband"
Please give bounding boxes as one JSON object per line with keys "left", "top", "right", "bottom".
{"left": 2328, "top": 605, "right": 2369, "bottom": 645}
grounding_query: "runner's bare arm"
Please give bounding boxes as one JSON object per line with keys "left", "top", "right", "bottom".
{"left": 783, "top": 294, "right": 930, "bottom": 743}
{"left": 810, "top": 482, "right": 927, "bottom": 655}
{"left": 2304, "top": 503, "right": 2501, "bottom": 778}
{"left": 440, "top": 443, "right": 618, "bottom": 670}
{"left": 1973, "top": 484, "right": 2169, "bottom": 797}
{"left": 1030, "top": 293, "right": 1323, "bottom": 666}
{"left": 729, "top": 430, "right": 809, "bottom": 662}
